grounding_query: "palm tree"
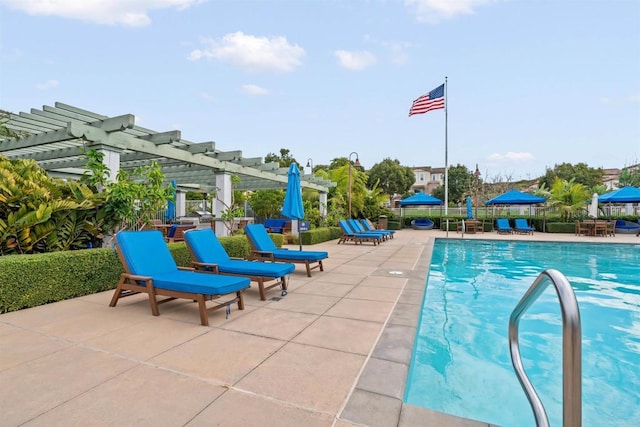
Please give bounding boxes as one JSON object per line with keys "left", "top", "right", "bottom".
{"left": 544, "top": 177, "right": 591, "bottom": 222}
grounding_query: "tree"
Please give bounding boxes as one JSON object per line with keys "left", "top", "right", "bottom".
{"left": 539, "top": 177, "right": 591, "bottom": 222}
{"left": 248, "top": 190, "right": 285, "bottom": 219}
{"left": 264, "top": 148, "right": 298, "bottom": 168}
{"left": 618, "top": 165, "right": 640, "bottom": 187}
{"left": 431, "top": 164, "right": 474, "bottom": 205}
{"left": 326, "top": 163, "right": 368, "bottom": 218}
{"left": 539, "top": 163, "right": 603, "bottom": 190}
{"left": 366, "top": 158, "right": 415, "bottom": 204}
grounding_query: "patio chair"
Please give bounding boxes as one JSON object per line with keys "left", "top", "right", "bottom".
{"left": 184, "top": 228, "right": 295, "bottom": 300}
{"left": 111, "top": 230, "right": 250, "bottom": 326}
{"left": 575, "top": 220, "right": 588, "bottom": 236}
{"left": 514, "top": 218, "right": 534, "bottom": 235}
{"left": 347, "top": 219, "right": 389, "bottom": 241}
{"left": 495, "top": 218, "right": 514, "bottom": 234}
{"left": 244, "top": 224, "right": 328, "bottom": 277}
{"left": 338, "top": 220, "right": 381, "bottom": 245}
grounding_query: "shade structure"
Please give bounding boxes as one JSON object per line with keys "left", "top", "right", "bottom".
{"left": 399, "top": 193, "right": 443, "bottom": 206}
{"left": 588, "top": 193, "right": 599, "bottom": 218}
{"left": 282, "top": 163, "right": 304, "bottom": 250}
{"left": 484, "top": 189, "right": 546, "bottom": 205}
{"left": 166, "top": 179, "right": 177, "bottom": 221}
{"left": 466, "top": 196, "right": 473, "bottom": 219}
{"left": 598, "top": 186, "right": 640, "bottom": 203}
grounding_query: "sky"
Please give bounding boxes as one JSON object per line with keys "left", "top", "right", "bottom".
{"left": 1, "top": 0, "right": 639, "bottom": 182}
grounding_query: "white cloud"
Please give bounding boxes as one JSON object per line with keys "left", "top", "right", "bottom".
{"left": 0, "top": 0, "right": 203, "bottom": 27}
{"left": 404, "top": 0, "right": 495, "bottom": 24}
{"left": 188, "top": 32, "right": 305, "bottom": 73}
{"left": 35, "top": 79, "right": 59, "bottom": 90}
{"left": 241, "top": 84, "right": 269, "bottom": 96}
{"left": 200, "top": 92, "right": 215, "bottom": 101}
{"left": 381, "top": 41, "right": 412, "bottom": 66}
{"left": 333, "top": 50, "right": 377, "bottom": 70}
{"left": 487, "top": 152, "right": 535, "bottom": 161}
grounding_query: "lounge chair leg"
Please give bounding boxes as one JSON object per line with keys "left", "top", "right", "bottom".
{"left": 147, "top": 284, "right": 160, "bottom": 317}
{"left": 237, "top": 291, "right": 245, "bottom": 310}
{"left": 196, "top": 295, "right": 209, "bottom": 326}
{"left": 109, "top": 283, "right": 123, "bottom": 307}
{"left": 319, "top": 260, "right": 324, "bottom": 272}
{"left": 306, "top": 261, "right": 312, "bottom": 277}
{"left": 258, "top": 278, "right": 266, "bottom": 301}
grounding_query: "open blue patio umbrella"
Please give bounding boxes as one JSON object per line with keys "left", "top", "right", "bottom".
{"left": 166, "top": 179, "right": 177, "bottom": 222}
{"left": 466, "top": 196, "right": 473, "bottom": 219}
{"left": 282, "top": 163, "right": 304, "bottom": 250}
{"left": 598, "top": 186, "right": 640, "bottom": 203}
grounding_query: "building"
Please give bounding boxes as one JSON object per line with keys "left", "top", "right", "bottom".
{"left": 409, "top": 166, "right": 446, "bottom": 194}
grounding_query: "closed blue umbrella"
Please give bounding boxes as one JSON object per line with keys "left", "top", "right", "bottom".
{"left": 466, "top": 196, "right": 473, "bottom": 219}
{"left": 166, "top": 179, "right": 176, "bottom": 222}
{"left": 282, "top": 163, "right": 304, "bottom": 250}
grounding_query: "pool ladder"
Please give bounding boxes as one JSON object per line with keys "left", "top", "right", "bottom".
{"left": 509, "top": 269, "right": 582, "bottom": 427}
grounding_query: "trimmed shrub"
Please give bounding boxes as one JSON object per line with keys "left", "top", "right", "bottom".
{"left": 300, "top": 227, "right": 341, "bottom": 245}
{"left": 0, "top": 248, "right": 123, "bottom": 313}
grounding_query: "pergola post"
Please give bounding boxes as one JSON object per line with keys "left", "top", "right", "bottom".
{"left": 214, "top": 172, "right": 233, "bottom": 237}
{"left": 97, "top": 148, "right": 120, "bottom": 183}
{"left": 319, "top": 192, "right": 328, "bottom": 218}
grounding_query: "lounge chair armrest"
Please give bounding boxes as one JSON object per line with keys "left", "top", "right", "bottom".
{"left": 121, "top": 272, "right": 152, "bottom": 282}
{"left": 250, "top": 250, "right": 276, "bottom": 261}
{"left": 190, "top": 261, "right": 219, "bottom": 273}
{"left": 177, "top": 266, "right": 196, "bottom": 271}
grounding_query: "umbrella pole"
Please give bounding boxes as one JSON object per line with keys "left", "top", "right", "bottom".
{"left": 298, "top": 221, "right": 302, "bottom": 251}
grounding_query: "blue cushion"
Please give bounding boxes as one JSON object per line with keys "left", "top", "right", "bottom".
{"left": 245, "top": 224, "right": 278, "bottom": 251}
{"left": 184, "top": 228, "right": 231, "bottom": 264}
{"left": 218, "top": 260, "right": 295, "bottom": 277}
{"left": 116, "top": 231, "right": 178, "bottom": 276}
{"left": 272, "top": 249, "right": 328, "bottom": 261}
{"left": 152, "top": 270, "right": 249, "bottom": 295}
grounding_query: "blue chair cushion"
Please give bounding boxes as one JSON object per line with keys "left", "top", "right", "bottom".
{"left": 217, "top": 260, "right": 295, "bottom": 277}
{"left": 116, "top": 230, "right": 178, "bottom": 276}
{"left": 245, "top": 224, "right": 278, "bottom": 251}
{"left": 272, "top": 249, "right": 328, "bottom": 261}
{"left": 184, "top": 228, "right": 231, "bottom": 264}
{"left": 152, "top": 270, "right": 249, "bottom": 295}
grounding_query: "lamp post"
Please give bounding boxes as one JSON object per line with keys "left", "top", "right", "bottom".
{"left": 474, "top": 164, "right": 481, "bottom": 218}
{"left": 306, "top": 158, "right": 314, "bottom": 175}
{"left": 348, "top": 151, "right": 360, "bottom": 218}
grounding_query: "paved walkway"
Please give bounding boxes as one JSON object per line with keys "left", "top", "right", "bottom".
{"left": 1, "top": 229, "right": 637, "bottom": 426}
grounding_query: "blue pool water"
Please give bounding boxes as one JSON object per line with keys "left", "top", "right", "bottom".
{"left": 404, "top": 240, "right": 640, "bottom": 427}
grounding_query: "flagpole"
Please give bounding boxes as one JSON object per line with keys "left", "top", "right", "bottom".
{"left": 444, "top": 76, "right": 449, "bottom": 235}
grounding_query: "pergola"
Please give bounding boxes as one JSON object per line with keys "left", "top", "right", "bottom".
{"left": 0, "top": 102, "right": 334, "bottom": 235}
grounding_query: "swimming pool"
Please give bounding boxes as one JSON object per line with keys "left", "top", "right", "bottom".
{"left": 404, "top": 240, "right": 640, "bottom": 427}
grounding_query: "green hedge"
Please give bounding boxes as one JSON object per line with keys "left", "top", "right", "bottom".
{"left": 0, "top": 235, "right": 255, "bottom": 314}
{"left": 300, "top": 227, "right": 342, "bottom": 245}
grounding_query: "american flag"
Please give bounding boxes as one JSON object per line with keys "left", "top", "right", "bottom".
{"left": 409, "top": 84, "right": 445, "bottom": 116}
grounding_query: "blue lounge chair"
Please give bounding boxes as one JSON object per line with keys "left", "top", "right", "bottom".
{"left": 360, "top": 218, "right": 395, "bottom": 238}
{"left": 111, "top": 230, "right": 250, "bottom": 326}
{"left": 347, "top": 219, "right": 388, "bottom": 241}
{"left": 184, "top": 228, "right": 295, "bottom": 300}
{"left": 514, "top": 218, "right": 534, "bottom": 234}
{"left": 244, "top": 224, "right": 328, "bottom": 277}
{"left": 495, "top": 218, "right": 514, "bottom": 234}
{"left": 338, "top": 220, "right": 381, "bottom": 245}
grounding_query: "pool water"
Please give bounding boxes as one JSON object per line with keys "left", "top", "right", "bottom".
{"left": 404, "top": 240, "right": 640, "bottom": 427}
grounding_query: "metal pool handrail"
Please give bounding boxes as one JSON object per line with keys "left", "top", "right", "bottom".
{"left": 508, "top": 269, "right": 582, "bottom": 427}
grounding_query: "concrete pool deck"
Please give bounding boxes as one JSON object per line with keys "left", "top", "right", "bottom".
{"left": 1, "top": 229, "right": 638, "bottom": 426}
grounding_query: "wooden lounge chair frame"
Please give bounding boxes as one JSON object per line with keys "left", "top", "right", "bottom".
{"left": 244, "top": 224, "right": 327, "bottom": 277}
{"left": 110, "top": 231, "right": 246, "bottom": 326}
{"left": 184, "top": 228, "right": 293, "bottom": 301}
